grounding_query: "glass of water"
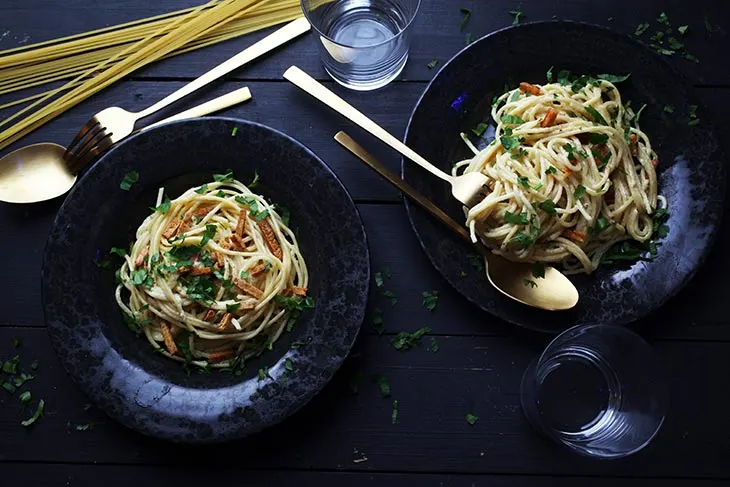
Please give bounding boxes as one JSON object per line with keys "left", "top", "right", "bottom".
{"left": 301, "top": 0, "right": 421, "bottom": 91}
{"left": 520, "top": 324, "right": 668, "bottom": 459}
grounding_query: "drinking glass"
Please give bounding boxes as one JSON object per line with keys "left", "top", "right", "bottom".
{"left": 301, "top": 0, "right": 421, "bottom": 91}
{"left": 520, "top": 324, "right": 668, "bottom": 459}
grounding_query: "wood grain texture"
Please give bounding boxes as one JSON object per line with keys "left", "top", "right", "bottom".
{"left": 2, "top": 464, "right": 727, "bottom": 487}
{"left": 0, "top": 329, "right": 728, "bottom": 477}
{"left": 1, "top": 0, "right": 729, "bottom": 84}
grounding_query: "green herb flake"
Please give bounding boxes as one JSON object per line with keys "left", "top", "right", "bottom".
{"left": 511, "top": 232, "right": 535, "bottom": 247}
{"left": 688, "top": 104, "right": 699, "bottom": 126}
{"left": 426, "top": 59, "right": 439, "bottom": 70}
{"left": 2, "top": 382, "right": 16, "bottom": 394}
{"left": 465, "top": 413, "right": 479, "bottom": 425}
{"left": 587, "top": 133, "right": 609, "bottom": 145}
{"left": 391, "top": 327, "right": 432, "bottom": 351}
{"left": 422, "top": 290, "right": 438, "bottom": 311}
{"left": 465, "top": 33, "right": 473, "bottom": 45}
{"left": 374, "top": 272, "right": 384, "bottom": 288}
{"left": 596, "top": 73, "right": 631, "bottom": 83}
{"left": 231, "top": 127, "right": 239, "bottom": 136}
{"left": 459, "top": 8, "right": 472, "bottom": 31}
{"left": 574, "top": 185, "right": 587, "bottom": 199}
{"left": 504, "top": 211, "right": 529, "bottom": 225}
{"left": 213, "top": 170, "right": 234, "bottom": 183}
{"left": 523, "top": 279, "right": 538, "bottom": 288}
{"left": 517, "top": 176, "right": 530, "bottom": 188}
{"left": 588, "top": 216, "right": 611, "bottom": 236}
{"left": 200, "top": 224, "right": 217, "bottom": 247}
{"left": 391, "top": 400, "right": 399, "bottom": 424}
{"left": 372, "top": 374, "right": 391, "bottom": 397}
{"left": 545, "top": 166, "right": 558, "bottom": 175}
{"left": 152, "top": 195, "right": 171, "bottom": 213}
{"left": 21, "top": 399, "right": 45, "bottom": 427}
{"left": 119, "top": 171, "right": 139, "bottom": 191}
{"left": 226, "top": 302, "right": 241, "bottom": 313}
{"left": 3, "top": 355, "right": 19, "bottom": 374}
{"left": 546, "top": 66, "right": 554, "bottom": 83}
{"left": 257, "top": 366, "right": 271, "bottom": 381}
{"left": 501, "top": 114, "right": 525, "bottom": 125}
{"left": 509, "top": 9, "right": 523, "bottom": 25}
{"left": 557, "top": 69, "right": 572, "bottom": 85}
{"left": 19, "top": 391, "right": 32, "bottom": 404}
{"left": 657, "top": 12, "right": 670, "bottom": 26}
{"left": 110, "top": 247, "right": 127, "bottom": 258}
{"left": 471, "top": 122, "right": 488, "bottom": 137}
{"left": 194, "top": 184, "right": 208, "bottom": 194}
{"left": 584, "top": 106, "right": 608, "bottom": 125}
{"left": 284, "top": 358, "right": 295, "bottom": 372}
{"left": 678, "top": 25, "right": 688, "bottom": 35}
{"left": 635, "top": 23, "right": 650, "bottom": 36}
{"left": 73, "top": 423, "right": 94, "bottom": 431}
{"left": 537, "top": 199, "right": 556, "bottom": 216}
{"left": 428, "top": 337, "right": 439, "bottom": 352}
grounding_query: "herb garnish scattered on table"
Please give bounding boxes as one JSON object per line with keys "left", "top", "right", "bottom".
{"left": 391, "top": 327, "right": 432, "bottom": 351}
{"left": 465, "top": 413, "right": 479, "bottom": 425}
{"left": 422, "top": 291, "right": 438, "bottom": 311}
{"left": 371, "top": 374, "right": 391, "bottom": 397}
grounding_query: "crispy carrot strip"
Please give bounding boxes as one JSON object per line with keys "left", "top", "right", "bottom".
{"left": 519, "top": 82, "right": 542, "bottom": 96}
{"left": 190, "top": 266, "right": 212, "bottom": 276}
{"left": 257, "top": 218, "right": 283, "bottom": 260}
{"left": 230, "top": 234, "right": 246, "bottom": 251}
{"left": 285, "top": 286, "right": 308, "bottom": 297}
{"left": 564, "top": 230, "right": 586, "bottom": 244}
{"left": 216, "top": 312, "right": 233, "bottom": 331}
{"left": 249, "top": 261, "right": 267, "bottom": 276}
{"left": 135, "top": 245, "right": 149, "bottom": 267}
{"left": 207, "top": 350, "right": 236, "bottom": 363}
{"left": 235, "top": 209, "right": 247, "bottom": 239}
{"left": 212, "top": 251, "right": 225, "bottom": 268}
{"left": 160, "top": 323, "right": 178, "bottom": 355}
{"left": 202, "top": 309, "right": 216, "bottom": 322}
{"left": 233, "top": 277, "right": 264, "bottom": 299}
{"left": 193, "top": 206, "right": 212, "bottom": 218}
{"left": 540, "top": 108, "right": 559, "bottom": 127}
{"left": 630, "top": 134, "right": 638, "bottom": 157}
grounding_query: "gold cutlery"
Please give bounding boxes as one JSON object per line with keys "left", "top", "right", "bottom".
{"left": 63, "top": 17, "right": 311, "bottom": 170}
{"left": 334, "top": 131, "right": 579, "bottom": 311}
{"left": 0, "top": 87, "right": 253, "bottom": 205}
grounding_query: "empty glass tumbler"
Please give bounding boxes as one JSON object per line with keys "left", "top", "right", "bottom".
{"left": 520, "top": 323, "right": 668, "bottom": 459}
{"left": 301, "top": 0, "right": 421, "bottom": 90}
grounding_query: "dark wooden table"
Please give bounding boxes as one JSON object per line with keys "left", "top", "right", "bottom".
{"left": 2, "top": 1, "right": 730, "bottom": 485}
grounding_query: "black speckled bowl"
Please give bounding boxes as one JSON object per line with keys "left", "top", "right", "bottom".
{"left": 403, "top": 21, "right": 726, "bottom": 333}
{"left": 41, "top": 118, "right": 370, "bottom": 443}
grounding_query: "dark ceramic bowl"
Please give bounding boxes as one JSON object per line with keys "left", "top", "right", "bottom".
{"left": 403, "top": 21, "right": 726, "bottom": 333}
{"left": 42, "top": 118, "right": 370, "bottom": 443}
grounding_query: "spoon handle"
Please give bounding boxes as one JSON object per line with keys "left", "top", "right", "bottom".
{"left": 283, "top": 66, "right": 453, "bottom": 183}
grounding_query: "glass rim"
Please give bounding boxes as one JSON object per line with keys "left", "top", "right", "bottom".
{"left": 300, "top": 0, "right": 422, "bottom": 50}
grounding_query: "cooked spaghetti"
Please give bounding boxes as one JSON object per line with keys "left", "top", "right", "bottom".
{"left": 115, "top": 174, "right": 311, "bottom": 368}
{"left": 454, "top": 75, "right": 664, "bottom": 274}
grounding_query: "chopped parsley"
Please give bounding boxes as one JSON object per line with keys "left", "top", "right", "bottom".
{"left": 216, "top": 190, "right": 226, "bottom": 198}
{"left": 523, "top": 279, "right": 537, "bottom": 288}
{"left": 557, "top": 69, "right": 572, "bottom": 85}
{"left": 21, "top": 399, "right": 44, "bottom": 427}
{"left": 19, "top": 391, "right": 32, "bottom": 404}
{"left": 231, "top": 127, "right": 239, "bottom": 136}
{"left": 428, "top": 337, "right": 439, "bottom": 352}
{"left": 546, "top": 66, "right": 554, "bottom": 83}
{"left": 372, "top": 374, "right": 391, "bottom": 397}
{"left": 574, "top": 185, "right": 586, "bottom": 199}
{"left": 426, "top": 59, "right": 439, "bottom": 69}
{"left": 213, "top": 170, "right": 234, "bottom": 183}
{"left": 152, "top": 196, "right": 171, "bottom": 213}
{"left": 517, "top": 176, "right": 530, "bottom": 188}
{"left": 200, "top": 224, "right": 217, "bottom": 247}
{"left": 284, "top": 358, "right": 295, "bottom": 372}
{"left": 587, "top": 133, "right": 609, "bottom": 145}
{"left": 634, "top": 23, "right": 650, "bottom": 36}
{"left": 471, "top": 122, "right": 488, "bottom": 137}
{"left": 257, "top": 366, "right": 271, "bottom": 381}
{"left": 584, "top": 106, "right": 608, "bottom": 125}
{"left": 110, "top": 247, "right": 127, "bottom": 257}
{"left": 538, "top": 200, "right": 556, "bottom": 215}
{"left": 465, "top": 413, "right": 479, "bottom": 425}
{"left": 382, "top": 290, "right": 397, "bottom": 306}
{"left": 234, "top": 195, "right": 269, "bottom": 220}
{"left": 194, "top": 184, "right": 208, "bottom": 194}
{"left": 545, "top": 166, "right": 558, "bottom": 175}
{"left": 504, "top": 211, "right": 529, "bottom": 225}
{"left": 500, "top": 134, "right": 522, "bottom": 151}
{"left": 422, "top": 291, "right": 438, "bottom": 311}
{"left": 657, "top": 12, "right": 669, "bottom": 26}
{"left": 391, "top": 327, "right": 432, "bottom": 351}
{"left": 274, "top": 294, "right": 315, "bottom": 332}
{"left": 500, "top": 114, "right": 525, "bottom": 125}
{"left": 459, "top": 8, "right": 471, "bottom": 31}
{"left": 391, "top": 400, "right": 399, "bottom": 424}
{"left": 183, "top": 275, "right": 218, "bottom": 302}
{"left": 226, "top": 302, "right": 240, "bottom": 313}
{"left": 248, "top": 170, "right": 259, "bottom": 189}
{"left": 588, "top": 216, "right": 611, "bottom": 236}
{"left": 688, "top": 104, "right": 699, "bottom": 126}
{"left": 509, "top": 8, "right": 523, "bottom": 25}
{"left": 119, "top": 171, "right": 139, "bottom": 191}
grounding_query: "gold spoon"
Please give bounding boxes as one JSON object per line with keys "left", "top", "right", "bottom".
{"left": 334, "top": 131, "right": 578, "bottom": 311}
{"left": 0, "top": 86, "right": 252, "bottom": 204}
{"left": 283, "top": 66, "right": 490, "bottom": 208}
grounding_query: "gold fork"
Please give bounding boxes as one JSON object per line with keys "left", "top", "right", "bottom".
{"left": 282, "top": 66, "right": 491, "bottom": 208}
{"left": 63, "top": 17, "right": 311, "bottom": 170}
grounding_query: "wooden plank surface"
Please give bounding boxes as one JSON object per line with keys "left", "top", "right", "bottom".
{"left": 1, "top": 0, "right": 729, "bottom": 84}
{"left": 0, "top": 329, "right": 728, "bottom": 478}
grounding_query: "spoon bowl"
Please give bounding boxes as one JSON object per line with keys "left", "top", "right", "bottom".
{"left": 0, "top": 143, "right": 76, "bottom": 204}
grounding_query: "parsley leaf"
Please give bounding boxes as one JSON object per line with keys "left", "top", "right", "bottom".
{"left": 657, "top": 12, "right": 669, "bottom": 26}
{"left": 663, "top": 105, "right": 675, "bottom": 113}
{"left": 635, "top": 23, "right": 650, "bottom": 36}
{"left": 391, "top": 327, "right": 432, "bottom": 351}
{"left": 587, "top": 133, "right": 609, "bottom": 145}
{"left": 248, "top": 170, "right": 259, "bottom": 189}
{"left": 501, "top": 114, "right": 525, "bottom": 125}
{"left": 471, "top": 122, "right": 488, "bottom": 137}
{"left": 257, "top": 366, "right": 271, "bottom": 381}
{"left": 504, "top": 211, "right": 529, "bottom": 224}
{"left": 459, "top": 7, "right": 471, "bottom": 31}
{"left": 512, "top": 232, "right": 535, "bottom": 247}
{"left": 422, "top": 291, "right": 438, "bottom": 311}
{"left": 194, "top": 184, "right": 208, "bottom": 194}
{"left": 213, "top": 170, "right": 234, "bottom": 183}
{"left": 584, "top": 106, "right": 608, "bottom": 125}
{"left": 284, "top": 358, "right": 295, "bottom": 372}
{"left": 588, "top": 216, "right": 611, "bottom": 236}
{"left": 19, "top": 391, "right": 31, "bottom": 404}
{"left": 372, "top": 374, "right": 391, "bottom": 397}
{"left": 557, "top": 69, "right": 572, "bottom": 85}
{"left": 688, "top": 104, "right": 699, "bottom": 126}
{"left": 574, "top": 185, "right": 586, "bottom": 199}
{"left": 678, "top": 25, "right": 688, "bottom": 35}
{"left": 130, "top": 268, "right": 153, "bottom": 287}
{"left": 538, "top": 200, "right": 556, "bottom": 215}
{"left": 426, "top": 59, "right": 439, "bottom": 69}
{"left": 546, "top": 66, "right": 554, "bottom": 83}
{"left": 21, "top": 399, "right": 45, "bottom": 427}
{"left": 428, "top": 337, "right": 439, "bottom": 353}
{"left": 200, "top": 224, "right": 217, "bottom": 247}
{"left": 596, "top": 73, "right": 631, "bottom": 83}
{"left": 231, "top": 127, "right": 238, "bottom": 136}
{"left": 372, "top": 307, "right": 385, "bottom": 334}
{"left": 152, "top": 196, "right": 171, "bottom": 213}
{"left": 465, "top": 413, "right": 479, "bottom": 425}
{"left": 545, "top": 166, "right": 558, "bottom": 175}
{"left": 509, "top": 9, "right": 523, "bottom": 25}
{"left": 120, "top": 171, "right": 139, "bottom": 191}
{"left": 110, "top": 247, "right": 127, "bottom": 257}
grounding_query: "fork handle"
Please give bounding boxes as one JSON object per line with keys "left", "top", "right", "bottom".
{"left": 142, "top": 87, "right": 252, "bottom": 130}
{"left": 135, "top": 17, "right": 310, "bottom": 120}
{"left": 283, "top": 66, "right": 454, "bottom": 183}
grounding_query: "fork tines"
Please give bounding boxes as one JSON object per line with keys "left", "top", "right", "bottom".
{"left": 63, "top": 117, "right": 113, "bottom": 173}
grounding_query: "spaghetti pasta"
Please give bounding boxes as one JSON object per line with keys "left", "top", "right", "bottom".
{"left": 115, "top": 175, "right": 310, "bottom": 369}
{"left": 454, "top": 76, "right": 664, "bottom": 274}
